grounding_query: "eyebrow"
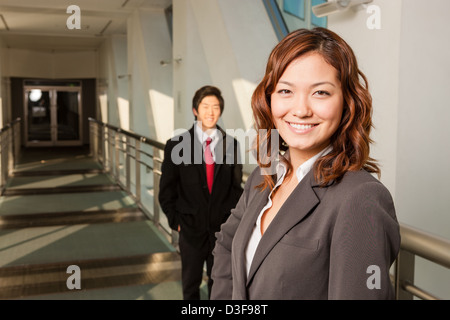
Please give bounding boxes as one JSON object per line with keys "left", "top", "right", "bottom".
{"left": 277, "top": 80, "right": 336, "bottom": 88}
{"left": 311, "top": 81, "right": 336, "bottom": 88}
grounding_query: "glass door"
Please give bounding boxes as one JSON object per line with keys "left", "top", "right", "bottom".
{"left": 26, "top": 89, "right": 52, "bottom": 144}
{"left": 24, "top": 85, "right": 82, "bottom": 147}
{"left": 56, "top": 90, "right": 81, "bottom": 142}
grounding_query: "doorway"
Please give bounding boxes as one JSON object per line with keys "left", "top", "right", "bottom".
{"left": 24, "top": 81, "right": 82, "bottom": 147}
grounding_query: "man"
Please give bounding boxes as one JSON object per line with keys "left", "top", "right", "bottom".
{"left": 158, "top": 85, "right": 243, "bottom": 300}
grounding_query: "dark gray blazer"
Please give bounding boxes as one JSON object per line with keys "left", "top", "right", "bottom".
{"left": 211, "top": 167, "right": 400, "bottom": 300}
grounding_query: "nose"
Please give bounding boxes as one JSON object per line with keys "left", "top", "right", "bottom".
{"left": 292, "top": 94, "right": 312, "bottom": 118}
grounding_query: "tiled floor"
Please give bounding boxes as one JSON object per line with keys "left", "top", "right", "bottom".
{"left": 0, "top": 146, "right": 193, "bottom": 300}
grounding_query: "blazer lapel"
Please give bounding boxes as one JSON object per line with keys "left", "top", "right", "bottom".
{"left": 232, "top": 176, "right": 271, "bottom": 294}
{"left": 212, "top": 126, "right": 232, "bottom": 181}
{"left": 246, "top": 170, "right": 322, "bottom": 285}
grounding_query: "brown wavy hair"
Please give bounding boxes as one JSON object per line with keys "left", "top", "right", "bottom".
{"left": 252, "top": 27, "right": 380, "bottom": 190}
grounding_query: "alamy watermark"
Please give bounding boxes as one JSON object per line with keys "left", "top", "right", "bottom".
{"left": 169, "top": 124, "right": 280, "bottom": 176}
{"left": 66, "top": 265, "right": 81, "bottom": 290}
{"left": 66, "top": 5, "right": 81, "bottom": 30}
{"left": 366, "top": 5, "right": 381, "bottom": 30}
{"left": 366, "top": 265, "right": 381, "bottom": 290}
{"left": 65, "top": 4, "right": 381, "bottom": 31}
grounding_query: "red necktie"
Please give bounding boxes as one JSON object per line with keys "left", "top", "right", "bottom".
{"left": 205, "top": 138, "right": 215, "bottom": 193}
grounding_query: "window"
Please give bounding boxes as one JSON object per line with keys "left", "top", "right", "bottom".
{"left": 263, "top": 0, "right": 327, "bottom": 40}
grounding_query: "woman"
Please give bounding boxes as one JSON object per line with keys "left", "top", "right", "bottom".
{"left": 210, "top": 28, "right": 400, "bottom": 300}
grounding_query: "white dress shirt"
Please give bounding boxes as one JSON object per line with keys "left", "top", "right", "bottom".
{"left": 244, "top": 146, "right": 332, "bottom": 276}
{"left": 194, "top": 122, "right": 219, "bottom": 162}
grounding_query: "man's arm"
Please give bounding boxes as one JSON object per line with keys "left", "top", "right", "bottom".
{"left": 158, "top": 140, "right": 181, "bottom": 231}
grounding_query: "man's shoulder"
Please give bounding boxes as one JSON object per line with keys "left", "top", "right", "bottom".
{"left": 165, "top": 128, "right": 194, "bottom": 146}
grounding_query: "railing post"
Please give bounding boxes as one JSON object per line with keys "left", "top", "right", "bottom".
{"left": 152, "top": 147, "right": 161, "bottom": 228}
{"left": 125, "top": 135, "right": 131, "bottom": 193}
{"left": 98, "top": 125, "right": 105, "bottom": 166}
{"left": 91, "top": 121, "right": 98, "bottom": 162}
{"left": 97, "top": 122, "right": 101, "bottom": 162}
{"left": 0, "top": 129, "right": 8, "bottom": 187}
{"left": 115, "top": 131, "right": 120, "bottom": 181}
{"left": 395, "top": 249, "right": 415, "bottom": 300}
{"left": 7, "top": 123, "right": 14, "bottom": 176}
{"left": 89, "top": 120, "right": 94, "bottom": 159}
{"left": 108, "top": 127, "right": 114, "bottom": 172}
{"left": 0, "top": 133, "right": 4, "bottom": 189}
{"left": 135, "top": 139, "right": 141, "bottom": 202}
{"left": 13, "top": 120, "right": 21, "bottom": 165}
{"left": 104, "top": 126, "right": 109, "bottom": 171}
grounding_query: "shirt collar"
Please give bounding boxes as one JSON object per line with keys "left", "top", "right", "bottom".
{"left": 276, "top": 145, "right": 333, "bottom": 184}
{"left": 194, "top": 121, "right": 218, "bottom": 145}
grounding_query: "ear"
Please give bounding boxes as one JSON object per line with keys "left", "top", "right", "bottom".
{"left": 192, "top": 108, "right": 198, "bottom": 117}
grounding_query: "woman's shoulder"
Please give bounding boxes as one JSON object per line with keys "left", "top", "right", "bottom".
{"left": 340, "top": 169, "right": 380, "bottom": 184}
{"left": 333, "top": 169, "right": 393, "bottom": 201}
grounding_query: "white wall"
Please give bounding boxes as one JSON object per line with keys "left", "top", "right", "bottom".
{"left": 98, "top": 6, "right": 175, "bottom": 142}
{"left": 4, "top": 48, "right": 97, "bottom": 79}
{"left": 172, "top": 0, "right": 277, "bottom": 173}
{"left": 217, "top": 0, "right": 279, "bottom": 130}
{"left": 328, "top": 0, "right": 402, "bottom": 199}
{"left": 0, "top": 43, "right": 97, "bottom": 128}
{"left": 173, "top": 0, "right": 277, "bottom": 132}
{"left": 97, "top": 35, "right": 128, "bottom": 127}
{"left": 396, "top": 0, "right": 450, "bottom": 247}
{"left": 127, "top": 8, "right": 173, "bottom": 142}
{"left": 329, "top": 0, "right": 450, "bottom": 299}
{"left": 395, "top": 0, "right": 450, "bottom": 299}
{"left": 172, "top": 0, "right": 211, "bottom": 132}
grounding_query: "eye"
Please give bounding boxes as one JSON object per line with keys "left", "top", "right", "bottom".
{"left": 314, "top": 90, "right": 330, "bottom": 96}
{"left": 277, "top": 89, "right": 292, "bottom": 95}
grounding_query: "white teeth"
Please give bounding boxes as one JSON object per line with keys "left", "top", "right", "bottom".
{"left": 289, "top": 122, "right": 315, "bottom": 130}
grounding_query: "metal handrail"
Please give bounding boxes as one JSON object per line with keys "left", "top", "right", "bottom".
{"left": 400, "top": 224, "right": 450, "bottom": 268}
{"left": 394, "top": 224, "right": 450, "bottom": 300}
{"left": 88, "top": 117, "right": 165, "bottom": 150}
{"left": 88, "top": 118, "right": 450, "bottom": 300}
{"left": 88, "top": 118, "right": 173, "bottom": 243}
{"left": 0, "top": 118, "right": 21, "bottom": 194}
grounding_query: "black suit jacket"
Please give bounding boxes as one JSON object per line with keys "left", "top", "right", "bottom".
{"left": 158, "top": 125, "right": 243, "bottom": 246}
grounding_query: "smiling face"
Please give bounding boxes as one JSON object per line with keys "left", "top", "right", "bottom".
{"left": 271, "top": 52, "right": 344, "bottom": 163}
{"left": 193, "top": 95, "right": 222, "bottom": 132}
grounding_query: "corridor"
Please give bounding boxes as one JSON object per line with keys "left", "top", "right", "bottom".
{"left": 0, "top": 146, "right": 190, "bottom": 299}
{"left": 0, "top": 0, "right": 448, "bottom": 301}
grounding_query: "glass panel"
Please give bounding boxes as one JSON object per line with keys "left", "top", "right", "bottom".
{"left": 27, "top": 90, "right": 51, "bottom": 142}
{"left": 284, "top": 0, "right": 305, "bottom": 19}
{"left": 280, "top": 0, "right": 309, "bottom": 31}
{"left": 262, "top": 0, "right": 289, "bottom": 41}
{"left": 311, "top": 0, "right": 328, "bottom": 28}
{"left": 263, "top": 0, "right": 328, "bottom": 38}
{"left": 56, "top": 91, "right": 80, "bottom": 141}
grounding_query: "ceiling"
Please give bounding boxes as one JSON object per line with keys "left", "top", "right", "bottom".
{"left": 0, "top": 0, "right": 172, "bottom": 52}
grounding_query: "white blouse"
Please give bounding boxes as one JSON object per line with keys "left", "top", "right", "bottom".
{"left": 194, "top": 121, "right": 218, "bottom": 162}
